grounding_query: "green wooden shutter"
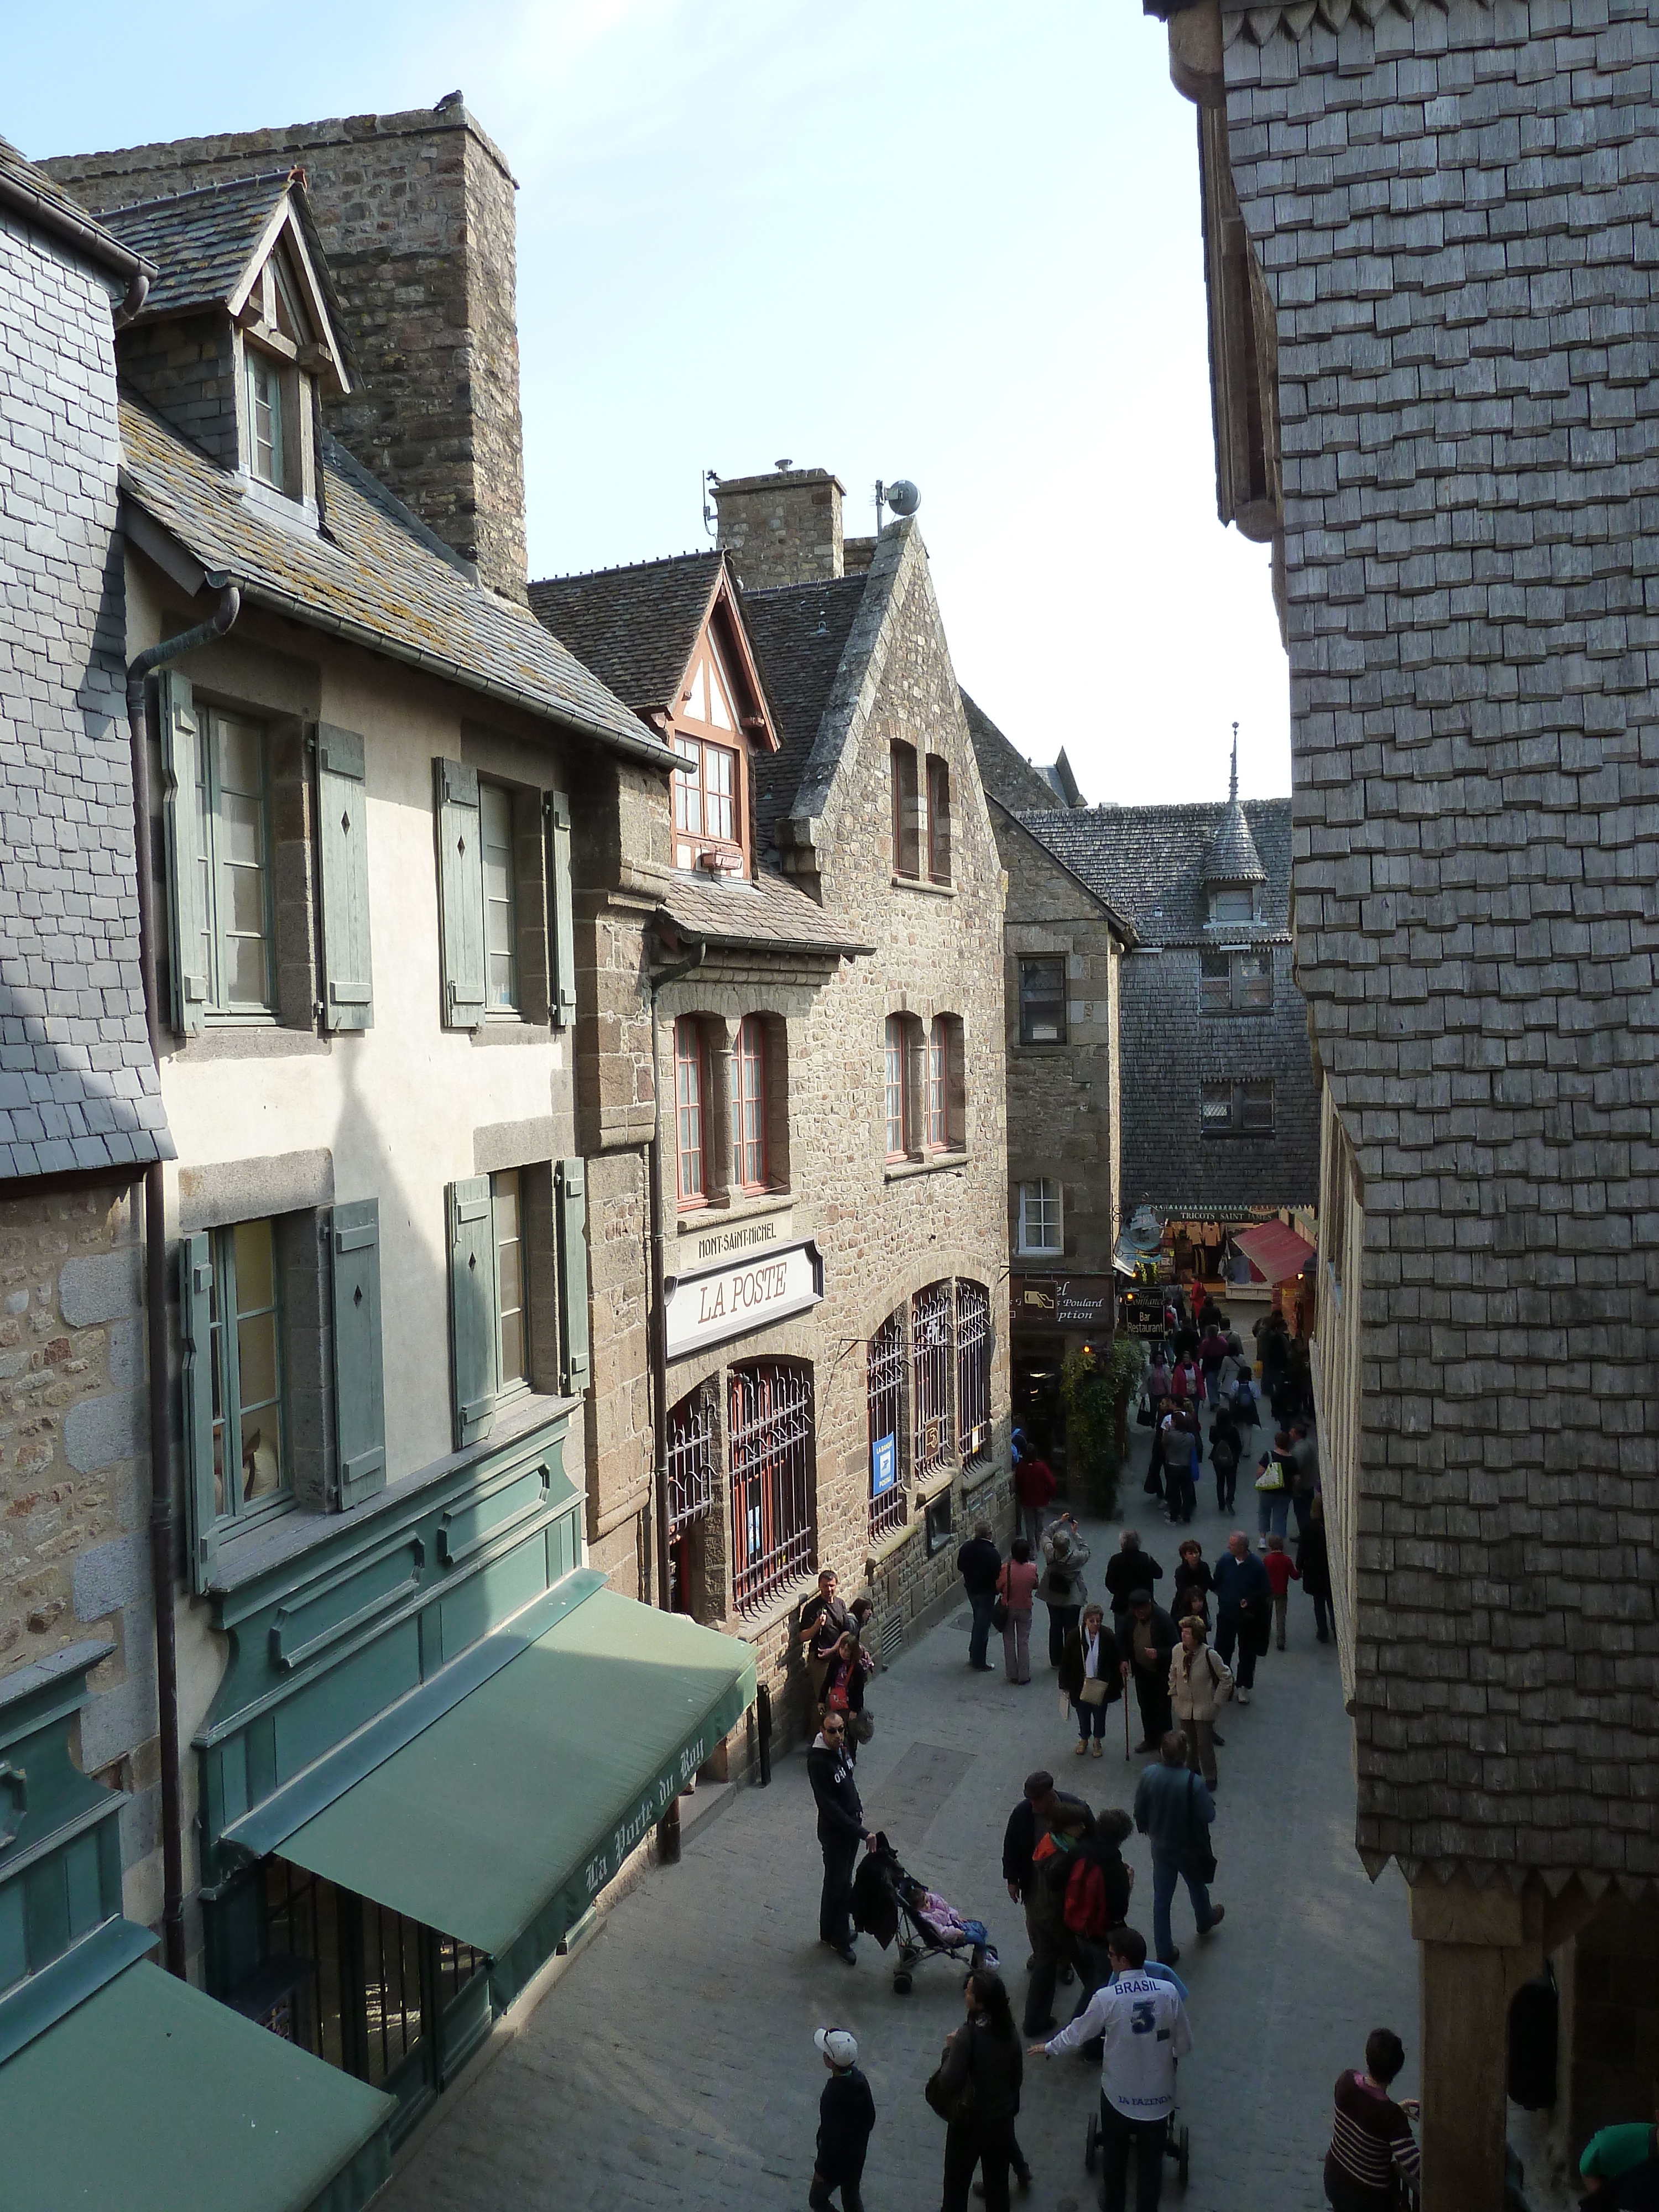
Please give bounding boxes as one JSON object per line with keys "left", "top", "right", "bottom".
{"left": 316, "top": 724, "right": 374, "bottom": 1032}
{"left": 157, "top": 669, "right": 208, "bottom": 1033}
{"left": 435, "top": 758, "right": 486, "bottom": 1029}
{"left": 330, "top": 1198, "right": 387, "bottom": 1508}
{"left": 448, "top": 1176, "right": 497, "bottom": 1447}
{"left": 179, "top": 1231, "right": 218, "bottom": 1592}
{"left": 545, "top": 792, "right": 577, "bottom": 1028}
{"left": 556, "top": 1157, "right": 590, "bottom": 1395}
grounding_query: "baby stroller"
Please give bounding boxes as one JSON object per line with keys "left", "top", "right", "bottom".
{"left": 852, "top": 1832, "right": 999, "bottom": 1995}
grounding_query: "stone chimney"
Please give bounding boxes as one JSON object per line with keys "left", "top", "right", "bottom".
{"left": 714, "top": 467, "right": 844, "bottom": 589}
{"left": 44, "top": 97, "right": 529, "bottom": 598}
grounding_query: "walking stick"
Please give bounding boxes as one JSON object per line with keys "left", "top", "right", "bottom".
{"left": 1124, "top": 1679, "right": 1131, "bottom": 1762}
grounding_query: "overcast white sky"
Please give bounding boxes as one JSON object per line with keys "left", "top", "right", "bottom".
{"left": 12, "top": 0, "right": 1291, "bottom": 806}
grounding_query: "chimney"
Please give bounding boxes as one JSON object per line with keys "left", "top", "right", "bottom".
{"left": 44, "top": 97, "right": 529, "bottom": 599}
{"left": 714, "top": 466, "right": 844, "bottom": 589}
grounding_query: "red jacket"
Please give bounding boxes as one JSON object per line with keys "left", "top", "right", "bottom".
{"left": 1262, "top": 1551, "right": 1301, "bottom": 1597}
{"left": 1015, "top": 1455, "right": 1056, "bottom": 1509}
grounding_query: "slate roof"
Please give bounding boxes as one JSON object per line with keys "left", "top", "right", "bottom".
{"left": 528, "top": 553, "right": 723, "bottom": 721}
{"left": 1018, "top": 799, "right": 1294, "bottom": 945}
{"left": 1206, "top": 795, "right": 1266, "bottom": 883}
{"left": 95, "top": 173, "right": 298, "bottom": 321}
{"left": 741, "top": 575, "right": 869, "bottom": 855}
{"left": 118, "top": 397, "right": 671, "bottom": 766}
{"left": 0, "top": 134, "right": 150, "bottom": 282}
{"left": 658, "top": 870, "right": 872, "bottom": 958}
{"left": 962, "top": 690, "right": 1071, "bottom": 816}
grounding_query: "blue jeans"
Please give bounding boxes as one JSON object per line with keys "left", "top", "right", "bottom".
{"left": 1256, "top": 1488, "right": 1290, "bottom": 1542}
{"left": 968, "top": 1589, "right": 997, "bottom": 1667}
{"left": 1151, "top": 1851, "right": 1213, "bottom": 1961}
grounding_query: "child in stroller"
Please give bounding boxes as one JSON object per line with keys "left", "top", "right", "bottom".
{"left": 851, "top": 1833, "right": 1000, "bottom": 1995}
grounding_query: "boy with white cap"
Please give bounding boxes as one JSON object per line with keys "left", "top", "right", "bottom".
{"left": 811, "top": 2026, "right": 876, "bottom": 2212}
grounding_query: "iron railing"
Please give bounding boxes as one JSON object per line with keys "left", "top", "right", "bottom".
{"left": 728, "top": 1361, "right": 815, "bottom": 1612}
{"left": 956, "top": 1278, "right": 992, "bottom": 1462}
{"left": 912, "top": 1280, "right": 954, "bottom": 1481}
{"left": 666, "top": 1391, "right": 716, "bottom": 1533}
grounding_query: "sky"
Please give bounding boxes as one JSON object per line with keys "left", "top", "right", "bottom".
{"left": 10, "top": 0, "right": 1291, "bottom": 807}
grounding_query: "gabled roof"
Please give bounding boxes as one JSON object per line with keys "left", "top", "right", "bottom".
{"left": 991, "top": 801, "right": 1138, "bottom": 949}
{"left": 1019, "top": 798, "right": 1293, "bottom": 945}
{"left": 742, "top": 573, "right": 869, "bottom": 857}
{"left": 96, "top": 173, "right": 351, "bottom": 390}
{"left": 962, "top": 690, "right": 1068, "bottom": 816}
{"left": 0, "top": 134, "right": 150, "bottom": 286}
{"left": 118, "top": 395, "right": 674, "bottom": 769}
{"left": 528, "top": 552, "right": 724, "bottom": 721}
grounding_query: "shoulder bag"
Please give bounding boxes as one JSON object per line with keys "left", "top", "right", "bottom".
{"left": 992, "top": 1565, "right": 1010, "bottom": 1634}
{"left": 925, "top": 2025, "right": 978, "bottom": 2124}
{"left": 1177, "top": 1771, "right": 1218, "bottom": 1884}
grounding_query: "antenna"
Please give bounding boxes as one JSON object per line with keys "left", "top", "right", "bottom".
{"left": 702, "top": 468, "right": 720, "bottom": 540}
{"left": 1230, "top": 722, "right": 1239, "bottom": 801}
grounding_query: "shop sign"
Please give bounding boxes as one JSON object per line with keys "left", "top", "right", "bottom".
{"left": 682, "top": 1207, "right": 794, "bottom": 1270}
{"left": 1011, "top": 1275, "right": 1115, "bottom": 1334}
{"left": 871, "top": 1433, "right": 896, "bottom": 1496}
{"left": 665, "top": 1239, "right": 823, "bottom": 1360}
{"left": 1118, "top": 1286, "right": 1168, "bottom": 1338}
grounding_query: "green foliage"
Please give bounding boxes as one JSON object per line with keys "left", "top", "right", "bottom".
{"left": 1061, "top": 1336, "right": 1146, "bottom": 1519}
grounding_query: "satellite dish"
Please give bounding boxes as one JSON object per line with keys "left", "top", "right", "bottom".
{"left": 885, "top": 479, "right": 921, "bottom": 517}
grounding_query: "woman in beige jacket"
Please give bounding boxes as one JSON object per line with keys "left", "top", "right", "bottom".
{"left": 1168, "top": 1615, "right": 1233, "bottom": 1788}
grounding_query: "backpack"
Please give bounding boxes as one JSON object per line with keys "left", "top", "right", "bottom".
{"left": 1063, "top": 1856, "right": 1108, "bottom": 1940}
{"left": 1211, "top": 1437, "right": 1237, "bottom": 1477}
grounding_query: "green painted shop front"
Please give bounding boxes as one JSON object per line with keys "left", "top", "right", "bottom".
{"left": 196, "top": 1409, "right": 755, "bottom": 2142}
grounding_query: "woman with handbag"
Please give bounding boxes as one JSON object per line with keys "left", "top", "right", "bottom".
{"left": 820, "top": 1632, "right": 874, "bottom": 1757}
{"left": 932, "top": 1968, "right": 1027, "bottom": 2211}
{"left": 1058, "top": 1602, "right": 1116, "bottom": 1756}
{"left": 1254, "top": 1432, "right": 1294, "bottom": 1546}
{"left": 997, "top": 1538, "right": 1040, "bottom": 1686}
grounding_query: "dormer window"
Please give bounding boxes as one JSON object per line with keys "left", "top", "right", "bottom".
{"left": 246, "top": 347, "right": 285, "bottom": 488}
{"left": 1210, "top": 886, "right": 1254, "bottom": 924}
{"left": 670, "top": 626, "right": 752, "bottom": 875}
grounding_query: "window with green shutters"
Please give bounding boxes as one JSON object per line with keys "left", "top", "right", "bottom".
{"left": 447, "top": 1166, "right": 575, "bottom": 1442}
{"left": 180, "top": 1204, "right": 388, "bottom": 1587}
{"left": 447, "top": 1176, "right": 497, "bottom": 1447}
{"left": 435, "top": 759, "right": 576, "bottom": 1031}
{"left": 556, "top": 1158, "right": 590, "bottom": 1396}
{"left": 480, "top": 782, "right": 518, "bottom": 1013}
{"left": 158, "top": 671, "right": 277, "bottom": 1026}
{"left": 315, "top": 725, "right": 374, "bottom": 1031}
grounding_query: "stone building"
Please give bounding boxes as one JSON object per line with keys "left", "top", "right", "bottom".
{"left": 966, "top": 698, "right": 1135, "bottom": 1448}
{"left": 10, "top": 106, "right": 754, "bottom": 2193}
{"left": 1145, "top": 1, "right": 1659, "bottom": 2200}
{"left": 529, "top": 467, "right": 1013, "bottom": 1722}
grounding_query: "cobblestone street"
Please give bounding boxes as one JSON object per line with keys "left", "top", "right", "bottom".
{"left": 384, "top": 1428, "right": 1416, "bottom": 2212}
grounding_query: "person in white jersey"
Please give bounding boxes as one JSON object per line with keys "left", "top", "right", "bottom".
{"left": 1027, "top": 1924, "right": 1192, "bottom": 2212}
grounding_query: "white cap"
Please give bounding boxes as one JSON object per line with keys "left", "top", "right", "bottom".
{"left": 815, "top": 2027, "right": 858, "bottom": 2068}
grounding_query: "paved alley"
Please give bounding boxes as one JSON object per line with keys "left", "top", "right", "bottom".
{"left": 383, "top": 1436, "right": 1415, "bottom": 2212}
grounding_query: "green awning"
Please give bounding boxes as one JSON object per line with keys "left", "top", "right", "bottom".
{"left": 0, "top": 1959, "right": 393, "bottom": 2212}
{"left": 278, "top": 1587, "right": 754, "bottom": 1999}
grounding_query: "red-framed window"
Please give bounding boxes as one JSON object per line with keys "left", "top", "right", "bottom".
{"left": 672, "top": 735, "right": 739, "bottom": 872}
{"left": 926, "top": 756, "right": 951, "bottom": 884}
{"left": 731, "top": 1015, "right": 768, "bottom": 1191}
{"left": 728, "top": 1360, "right": 815, "bottom": 1612}
{"left": 675, "top": 1019, "right": 707, "bottom": 1208}
{"left": 884, "top": 1015, "right": 909, "bottom": 1159}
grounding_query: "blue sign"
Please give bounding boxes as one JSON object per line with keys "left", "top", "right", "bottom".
{"left": 871, "top": 1433, "right": 896, "bottom": 1498}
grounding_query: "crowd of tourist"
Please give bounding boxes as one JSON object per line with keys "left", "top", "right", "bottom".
{"left": 796, "top": 1286, "right": 1445, "bottom": 2212}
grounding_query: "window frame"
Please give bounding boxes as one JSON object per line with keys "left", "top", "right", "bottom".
{"left": 1017, "top": 1178, "right": 1062, "bottom": 1257}
{"left": 671, "top": 734, "right": 743, "bottom": 873}
{"left": 891, "top": 743, "right": 921, "bottom": 878}
{"left": 1240, "top": 1079, "right": 1276, "bottom": 1134}
{"left": 884, "top": 1015, "right": 910, "bottom": 1160}
{"left": 1201, "top": 1082, "right": 1235, "bottom": 1136}
{"left": 244, "top": 342, "right": 286, "bottom": 491}
{"left": 730, "top": 1015, "right": 769, "bottom": 1194}
{"left": 208, "top": 1217, "right": 290, "bottom": 1530}
{"left": 926, "top": 755, "right": 951, "bottom": 885}
{"left": 674, "top": 1018, "right": 709, "bottom": 1211}
{"left": 727, "top": 1360, "right": 815, "bottom": 1613}
{"left": 1018, "top": 956, "right": 1068, "bottom": 1046}
{"left": 478, "top": 780, "right": 520, "bottom": 1016}
{"left": 1209, "top": 886, "right": 1254, "bottom": 924}
{"left": 1237, "top": 948, "right": 1274, "bottom": 1011}
{"left": 491, "top": 1168, "right": 530, "bottom": 1400}
{"left": 196, "top": 707, "right": 277, "bottom": 1022}
{"left": 925, "top": 1021, "right": 950, "bottom": 1151}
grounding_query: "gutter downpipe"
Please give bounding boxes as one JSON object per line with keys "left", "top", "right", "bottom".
{"left": 125, "top": 582, "right": 241, "bottom": 1978}
{"left": 644, "top": 929, "right": 708, "bottom": 1617}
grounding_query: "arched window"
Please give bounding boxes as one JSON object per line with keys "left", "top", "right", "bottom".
{"left": 728, "top": 1360, "right": 815, "bottom": 1611}
{"left": 867, "top": 1310, "right": 907, "bottom": 1541}
{"left": 912, "top": 1280, "right": 955, "bottom": 1480}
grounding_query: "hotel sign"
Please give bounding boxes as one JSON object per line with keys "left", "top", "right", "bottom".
{"left": 1010, "top": 1275, "right": 1115, "bottom": 1334}
{"left": 665, "top": 1239, "right": 824, "bottom": 1361}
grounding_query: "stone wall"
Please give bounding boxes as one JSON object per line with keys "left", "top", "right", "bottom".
{"left": 716, "top": 469, "right": 845, "bottom": 591}
{"left": 1217, "top": 0, "right": 1659, "bottom": 1884}
{"left": 0, "top": 1185, "right": 159, "bottom": 1915}
{"left": 45, "top": 101, "right": 529, "bottom": 596}
{"left": 1120, "top": 940, "right": 1318, "bottom": 1212}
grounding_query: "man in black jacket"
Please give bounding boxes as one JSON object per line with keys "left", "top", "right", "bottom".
{"left": 956, "top": 1520, "right": 1003, "bottom": 1672}
{"left": 1116, "top": 1590, "right": 1178, "bottom": 1753}
{"left": 810, "top": 2026, "right": 876, "bottom": 2212}
{"left": 808, "top": 1710, "right": 869, "bottom": 1964}
{"left": 1002, "top": 1771, "right": 1088, "bottom": 2039}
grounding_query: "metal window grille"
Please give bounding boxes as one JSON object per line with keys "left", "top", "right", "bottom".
{"left": 1241, "top": 1080, "right": 1275, "bottom": 1133}
{"left": 1199, "top": 950, "right": 1230, "bottom": 1013}
{"left": 1201, "top": 1083, "right": 1233, "bottom": 1134}
{"left": 867, "top": 1310, "right": 907, "bottom": 1541}
{"left": 956, "top": 1279, "right": 991, "bottom": 1461}
{"left": 912, "top": 1280, "right": 954, "bottom": 1481}
{"left": 728, "top": 1361, "right": 815, "bottom": 1612}
{"left": 667, "top": 1389, "right": 716, "bottom": 1533}
{"left": 359, "top": 1898, "right": 424, "bottom": 2089}
{"left": 1019, "top": 958, "right": 1066, "bottom": 1044}
{"left": 1239, "top": 951, "right": 1273, "bottom": 1009}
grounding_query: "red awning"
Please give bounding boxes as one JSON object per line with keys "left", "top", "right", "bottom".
{"left": 1232, "top": 1220, "right": 1315, "bottom": 1284}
